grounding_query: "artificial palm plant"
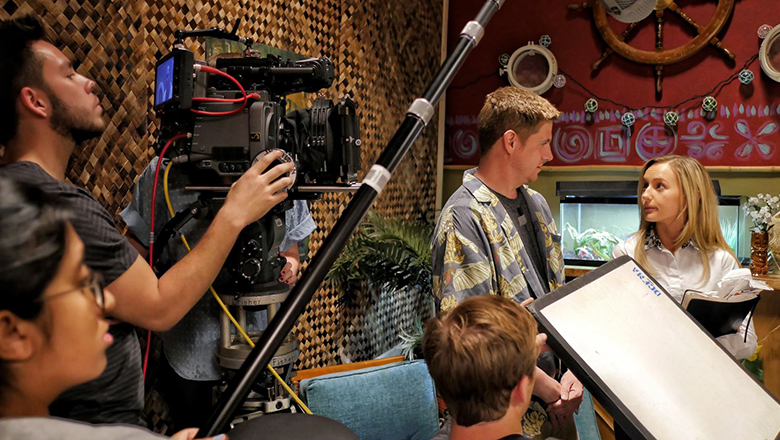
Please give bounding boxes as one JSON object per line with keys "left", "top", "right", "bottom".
{"left": 326, "top": 211, "right": 434, "bottom": 303}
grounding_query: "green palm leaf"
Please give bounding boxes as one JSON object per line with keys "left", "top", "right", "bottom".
{"left": 325, "top": 212, "right": 434, "bottom": 304}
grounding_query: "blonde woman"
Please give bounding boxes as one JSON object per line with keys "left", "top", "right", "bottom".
{"left": 611, "top": 155, "right": 757, "bottom": 360}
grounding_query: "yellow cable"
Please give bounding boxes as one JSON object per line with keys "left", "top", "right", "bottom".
{"left": 163, "top": 161, "right": 311, "bottom": 414}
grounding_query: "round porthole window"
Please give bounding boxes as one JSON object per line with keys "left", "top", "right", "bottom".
{"left": 760, "top": 24, "right": 780, "bottom": 82}
{"left": 500, "top": 43, "right": 558, "bottom": 95}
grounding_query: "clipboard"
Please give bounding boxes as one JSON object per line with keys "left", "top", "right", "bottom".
{"left": 527, "top": 256, "right": 780, "bottom": 440}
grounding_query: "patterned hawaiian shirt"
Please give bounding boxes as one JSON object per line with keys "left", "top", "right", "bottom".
{"left": 432, "top": 168, "right": 565, "bottom": 312}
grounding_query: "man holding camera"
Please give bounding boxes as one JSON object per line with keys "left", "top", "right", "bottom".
{"left": 0, "top": 14, "right": 293, "bottom": 426}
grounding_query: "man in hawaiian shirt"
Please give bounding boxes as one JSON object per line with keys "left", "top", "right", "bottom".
{"left": 432, "top": 87, "right": 582, "bottom": 440}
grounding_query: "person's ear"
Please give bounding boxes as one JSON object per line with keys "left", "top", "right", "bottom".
{"left": 512, "top": 374, "right": 534, "bottom": 406}
{"left": 0, "top": 311, "right": 38, "bottom": 362}
{"left": 18, "top": 86, "right": 50, "bottom": 119}
{"left": 501, "top": 129, "right": 518, "bottom": 154}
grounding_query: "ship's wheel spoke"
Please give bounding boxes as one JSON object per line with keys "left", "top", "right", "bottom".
{"left": 593, "top": 22, "right": 640, "bottom": 70}
{"left": 668, "top": 2, "right": 735, "bottom": 60}
{"left": 655, "top": 10, "right": 664, "bottom": 94}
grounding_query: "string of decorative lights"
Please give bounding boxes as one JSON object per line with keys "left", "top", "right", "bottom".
{"left": 558, "top": 53, "right": 760, "bottom": 113}
{"left": 447, "top": 51, "right": 761, "bottom": 127}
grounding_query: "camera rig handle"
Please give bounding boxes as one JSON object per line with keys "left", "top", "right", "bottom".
{"left": 174, "top": 21, "right": 254, "bottom": 49}
{"left": 199, "top": 0, "right": 505, "bottom": 435}
{"left": 151, "top": 198, "right": 210, "bottom": 271}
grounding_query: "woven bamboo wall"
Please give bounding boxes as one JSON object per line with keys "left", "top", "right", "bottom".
{"left": 1, "top": 0, "right": 443, "bottom": 369}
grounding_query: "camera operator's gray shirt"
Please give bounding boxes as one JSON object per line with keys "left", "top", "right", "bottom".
{"left": 0, "top": 418, "right": 166, "bottom": 440}
{"left": 2, "top": 162, "right": 144, "bottom": 427}
{"left": 120, "top": 157, "right": 316, "bottom": 381}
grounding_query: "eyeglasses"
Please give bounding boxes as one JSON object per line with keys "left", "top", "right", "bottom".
{"left": 41, "top": 272, "right": 106, "bottom": 312}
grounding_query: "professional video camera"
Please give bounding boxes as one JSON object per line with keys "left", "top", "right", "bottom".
{"left": 150, "top": 27, "right": 363, "bottom": 421}
{"left": 153, "top": 31, "right": 361, "bottom": 194}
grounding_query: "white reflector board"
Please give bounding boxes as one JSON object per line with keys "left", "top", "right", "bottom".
{"left": 528, "top": 256, "right": 780, "bottom": 440}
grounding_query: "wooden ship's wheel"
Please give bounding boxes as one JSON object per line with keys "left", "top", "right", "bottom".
{"left": 569, "top": 0, "right": 736, "bottom": 95}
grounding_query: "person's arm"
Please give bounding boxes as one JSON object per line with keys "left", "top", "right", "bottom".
{"left": 108, "top": 151, "right": 294, "bottom": 331}
{"left": 431, "top": 205, "right": 494, "bottom": 312}
{"left": 545, "top": 369, "right": 584, "bottom": 426}
{"left": 278, "top": 200, "right": 316, "bottom": 285}
{"left": 714, "top": 252, "right": 758, "bottom": 360}
{"left": 533, "top": 366, "right": 562, "bottom": 404}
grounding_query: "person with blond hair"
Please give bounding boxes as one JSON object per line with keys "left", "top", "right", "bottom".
{"left": 431, "top": 86, "right": 581, "bottom": 439}
{"left": 423, "top": 295, "right": 542, "bottom": 440}
{"left": 612, "top": 154, "right": 757, "bottom": 360}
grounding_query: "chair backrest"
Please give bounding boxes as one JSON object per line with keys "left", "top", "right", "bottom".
{"left": 299, "top": 360, "right": 439, "bottom": 440}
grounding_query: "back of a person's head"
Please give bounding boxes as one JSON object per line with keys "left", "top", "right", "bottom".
{"left": 477, "top": 86, "right": 560, "bottom": 155}
{"left": 0, "top": 175, "right": 72, "bottom": 391}
{"left": 0, "top": 175, "right": 71, "bottom": 320}
{"left": 423, "top": 295, "right": 538, "bottom": 427}
{"left": 0, "top": 14, "right": 47, "bottom": 146}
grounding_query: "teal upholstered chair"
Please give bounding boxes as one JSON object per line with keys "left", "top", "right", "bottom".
{"left": 299, "top": 360, "right": 439, "bottom": 440}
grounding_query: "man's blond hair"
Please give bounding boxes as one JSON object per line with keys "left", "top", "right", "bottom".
{"left": 478, "top": 86, "right": 561, "bottom": 155}
{"left": 423, "top": 295, "right": 538, "bottom": 427}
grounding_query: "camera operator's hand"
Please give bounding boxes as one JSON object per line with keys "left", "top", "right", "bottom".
{"left": 222, "top": 150, "right": 294, "bottom": 228}
{"left": 170, "top": 428, "right": 227, "bottom": 440}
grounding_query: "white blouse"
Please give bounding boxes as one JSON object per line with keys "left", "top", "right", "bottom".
{"left": 611, "top": 230, "right": 758, "bottom": 360}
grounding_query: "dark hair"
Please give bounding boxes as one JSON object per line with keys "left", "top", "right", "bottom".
{"left": 0, "top": 176, "right": 72, "bottom": 319}
{"left": 0, "top": 15, "right": 47, "bottom": 146}
{"left": 0, "top": 175, "right": 72, "bottom": 395}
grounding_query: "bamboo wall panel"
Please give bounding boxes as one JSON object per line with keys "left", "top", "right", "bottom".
{"left": 1, "top": 0, "right": 443, "bottom": 370}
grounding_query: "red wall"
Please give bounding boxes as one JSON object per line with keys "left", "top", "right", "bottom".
{"left": 445, "top": 0, "right": 780, "bottom": 166}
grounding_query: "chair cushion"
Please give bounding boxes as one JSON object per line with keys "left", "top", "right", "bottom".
{"left": 300, "top": 360, "right": 439, "bottom": 440}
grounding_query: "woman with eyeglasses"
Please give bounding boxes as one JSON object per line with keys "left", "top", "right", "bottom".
{"left": 0, "top": 176, "right": 225, "bottom": 440}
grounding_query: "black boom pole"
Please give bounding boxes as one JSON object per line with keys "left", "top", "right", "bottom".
{"left": 199, "top": 0, "right": 505, "bottom": 435}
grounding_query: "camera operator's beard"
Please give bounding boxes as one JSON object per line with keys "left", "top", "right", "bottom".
{"left": 49, "top": 93, "right": 105, "bottom": 145}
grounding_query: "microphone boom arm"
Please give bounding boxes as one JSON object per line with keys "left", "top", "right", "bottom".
{"left": 198, "top": 0, "right": 505, "bottom": 435}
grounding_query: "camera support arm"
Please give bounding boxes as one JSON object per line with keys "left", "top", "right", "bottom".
{"left": 199, "top": 0, "right": 504, "bottom": 435}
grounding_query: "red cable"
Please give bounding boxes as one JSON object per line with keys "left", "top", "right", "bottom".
{"left": 191, "top": 65, "right": 260, "bottom": 116}
{"left": 142, "top": 65, "right": 254, "bottom": 378}
{"left": 142, "top": 132, "right": 188, "bottom": 381}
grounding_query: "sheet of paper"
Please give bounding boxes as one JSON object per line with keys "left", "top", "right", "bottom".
{"left": 539, "top": 261, "right": 780, "bottom": 440}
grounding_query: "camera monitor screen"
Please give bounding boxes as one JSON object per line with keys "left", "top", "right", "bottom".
{"left": 155, "top": 57, "right": 175, "bottom": 107}
{"left": 528, "top": 256, "right": 780, "bottom": 440}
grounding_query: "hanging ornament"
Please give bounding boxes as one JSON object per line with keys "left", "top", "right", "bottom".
{"left": 702, "top": 96, "right": 718, "bottom": 113}
{"left": 539, "top": 35, "right": 552, "bottom": 48}
{"left": 663, "top": 111, "right": 679, "bottom": 127}
{"left": 739, "top": 69, "right": 755, "bottom": 85}
{"left": 584, "top": 98, "right": 599, "bottom": 113}
{"left": 758, "top": 24, "right": 773, "bottom": 40}
{"left": 621, "top": 112, "right": 635, "bottom": 127}
{"left": 553, "top": 74, "right": 566, "bottom": 88}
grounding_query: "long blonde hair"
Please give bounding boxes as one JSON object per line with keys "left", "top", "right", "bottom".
{"left": 632, "top": 155, "right": 737, "bottom": 286}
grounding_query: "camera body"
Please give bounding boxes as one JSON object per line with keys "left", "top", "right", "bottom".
{"left": 154, "top": 47, "right": 361, "bottom": 190}
{"left": 152, "top": 46, "right": 362, "bottom": 291}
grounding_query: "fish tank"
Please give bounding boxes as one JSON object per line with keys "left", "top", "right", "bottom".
{"left": 557, "top": 181, "right": 746, "bottom": 267}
